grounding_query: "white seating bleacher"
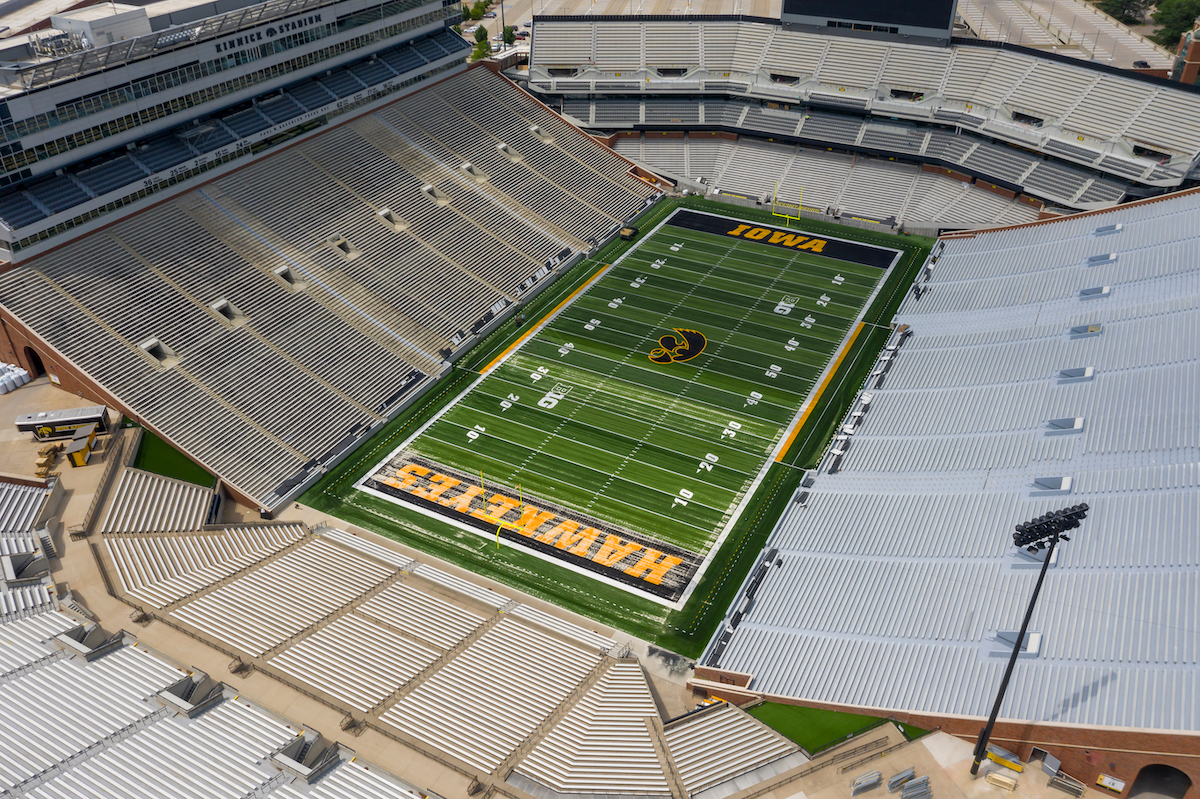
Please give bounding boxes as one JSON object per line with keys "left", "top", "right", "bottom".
{"left": 714, "top": 189, "right": 1200, "bottom": 734}
{"left": 101, "top": 468, "right": 212, "bottom": 533}
{"left": 105, "top": 524, "right": 307, "bottom": 608}
{"left": 269, "top": 614, "right": 439, "bottom": 712}
{"left": 663, "top": 702, "right": 801, "bottom": 795}
{"left": 515, "top": 662, "right": 669, "bottom": 794}
{"left": 381, "top": 617, "right": 601, "bottom": 772}
{"left": 170, "top": 538, "right": 393, "bottom": 656}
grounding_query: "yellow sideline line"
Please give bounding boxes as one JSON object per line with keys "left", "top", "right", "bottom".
{"left": 774, "top": 321, "right": 865, "bottom": 464}
{"left": 480, "top": 264, "right": 610, "bottom": 375}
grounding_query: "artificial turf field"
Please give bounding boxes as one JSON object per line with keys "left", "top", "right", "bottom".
{"left": 303, "top": 196, "right": 934, "bottom": 655}
{"left": 357, "top": 208, "right": 897, "bottom": 605}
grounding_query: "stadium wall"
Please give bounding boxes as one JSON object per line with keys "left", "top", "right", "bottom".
{"left": 694, "top": 680, "right": 1200, "bottom": 797}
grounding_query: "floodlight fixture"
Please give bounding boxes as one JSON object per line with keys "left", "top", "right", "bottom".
{"left": 970, "top": 502, "right": 1090, "bottom": 777}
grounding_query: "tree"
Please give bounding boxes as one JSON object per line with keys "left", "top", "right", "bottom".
{"left": 1096, "top": 0, "right": 1150, "bottom": 23}
{"left": 503, "top": 25, "right": 516, "bottom": 45}
{"left": 1150, "top": 0, "right": 1200, "bottom": 47}
{"left": 471, "top": 39, "right": 492, "bottom": 61}
{"left": 474, "top": 25, "right": 489, "bottom": 43}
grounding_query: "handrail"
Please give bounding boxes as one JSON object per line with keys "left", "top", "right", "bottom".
{"left": 81, "top": 426, "right": 126, "bottom": 533}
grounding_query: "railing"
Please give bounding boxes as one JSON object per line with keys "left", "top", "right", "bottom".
{"left": 0, "top": 649, "right": 67, "bottom": 686}
{"left": 122, "top": 427, "right": 143, "bottom": 468}
{"left": 1049, "top": 771, "right": 1087, "bottom": 797}
{"left": 736, "top": 721, "right": 940, "bottom": 799}
{"left": 80, "top": 425, "right": 127, "bottom": 534}
{"left": 836, "top": 731, "right": 939, "bottom": 773}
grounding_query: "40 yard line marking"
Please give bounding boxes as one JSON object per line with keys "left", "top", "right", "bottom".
{"left": 772, "top": 321, "right": 865, "bottom": 463}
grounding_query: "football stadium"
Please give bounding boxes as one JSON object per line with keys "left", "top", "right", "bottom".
{"left": 0, "top": 0, "right": 1195, "bottom": 794}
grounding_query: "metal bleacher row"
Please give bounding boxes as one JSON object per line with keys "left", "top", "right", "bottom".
{"left": 530, "top": 18, "right": 1200, "bottom": 183}
{"left": 0, "top": 598, "right": 433, "bottom": 798}
{"left": 96, "top": 521, "right": 804, "bottom": 794}
{"left": 513, "top": 661, "right": 670, "bottom": 794}
{"left": 710, "top": 188, "right": 1200, "bottom": 734}
{"left": 100, "top": 468, "right": 213, "bottom": 534}
{"left": 569, "top": 97, "right": 1127, "bottom": 209}
{"left": 0, "top": 66, "right": 659, "bottom": 511}
{"left": 0, "top": 29, "right": 472, "bottom": 234}
{"left": 663, "top": 700, "right": 805, "bottom": 795}
{"left": 615, "top": 133, "right": 1039, "bottom": 229}
{"left": 106, "top": 524, "right": 310, "bottom": 608}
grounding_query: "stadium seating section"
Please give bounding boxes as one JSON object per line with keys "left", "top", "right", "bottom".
{"left": 614, "top": 133, "right": 1040, "bottom": 228}
{"left": 0, "top": 29, "right": 473, "bottom": 237}
{"left": 530, "top": 18, "right": 1200, "bottom": 185}
{"left": 711, "top": 189, "right": 1200, "bottom": 734}
{"left": 0, "top": 66, "right": 658, "bottom": 511}
{"left": 91, "top": 513, "right": 806, "bottom": 794}
{"left": 570, "top": 99, "right": 1126, "bottom": 210}
{"left": 0, "top": 596, "right": 437, "bottom": 798}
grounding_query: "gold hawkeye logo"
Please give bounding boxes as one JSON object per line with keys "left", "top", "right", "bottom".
{"left": 649, "top": 328, "right": 707, "bottom": 364}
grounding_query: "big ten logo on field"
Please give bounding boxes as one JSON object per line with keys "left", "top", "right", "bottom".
{"left": 725, "top": 224, "right": 827, "bottom": 252}
{"left": 378, "top": 463, "right": 690, "bottom": 590}
{"left": 649, "top": 328, "right": 707, "bottom": 364}
{"left": 774, "top": 295, "right": 799, "bottom": 315}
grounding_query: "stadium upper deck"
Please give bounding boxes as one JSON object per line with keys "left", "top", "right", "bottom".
{"left": 528, "top": 17, "right": 1200, "bottom": 188}
{"left": 0, "top": 0, "right": 462, "bottom": 189}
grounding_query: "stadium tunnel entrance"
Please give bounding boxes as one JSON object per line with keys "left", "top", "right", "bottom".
{"left": 23, "top": 347, "right": 44, "bottom": 377}
{"left": 1130, "top": 765, "right": 1193, "bottom": 799}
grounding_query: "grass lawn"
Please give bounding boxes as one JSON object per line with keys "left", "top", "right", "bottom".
{"left": 132, "top": 428, "right": 215, "bottom": 487}
{"left": 302, "top": 195, "right": 933, "bottom": 655}
{"left": 747, "top": 702, "right": 890, "bottom": 753}
{"left": 747, "top": 702, "right": 929, "bottom": 753}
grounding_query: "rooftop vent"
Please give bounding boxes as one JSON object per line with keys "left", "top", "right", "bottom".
{"left": 138, "top": 337, "right": 179, "bottom": 368}
{"left": 272, "top": 264, "right": 307, "bottom": 292}
{"left": 1069, "top": 323, "right": 1102, "bottom": 338}
{"left": 497, "top": 142, "right": 524, "bottom": 163}
{"left": 375, "top": 208, "right": 409, "bottom": 233}
{"left": 460, "top": 162, "right": 488, "bottom": 183}
{"left": 529, "top": 124, "right": 553, "bottom": 143}
{"left": 1046, "top": 417, "right": 1085, "bottom": 435}
{"left": 1058, "top": 366, "right": 1095, "bottom": 382}
{"left": 992, "top": 630, "right": 1041, "bottom": 657}
{"left": 420, "top": 184, "right": 451, "bottom": 206}
{"left": 1093, "top": 223, "right": 1123, "bottom": 236}
{"left": 1079, "top": 286, "right": 1111, "bottom": 300}
{"left": 208, "top": 298, "right": 246, "bottom": 328}
{"left": 1033, "top": 475, "right": 1072, "bottom": 494}
{"left": 1086, "top": 253, "right": 1117, "bottom": 266}
{"left": 326, "top": 234, "right": 360, "bottom": 261}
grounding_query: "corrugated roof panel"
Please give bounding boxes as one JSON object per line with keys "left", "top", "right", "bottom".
{"left": 712, "top": 193, "right": 1200, "bottom": 733}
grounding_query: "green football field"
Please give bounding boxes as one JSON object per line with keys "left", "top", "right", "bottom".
{"left": 358, "top": 208, "right": 897, "bottom": 603}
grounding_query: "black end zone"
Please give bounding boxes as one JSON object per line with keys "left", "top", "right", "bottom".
{"left": 668, "top": 209, "right": 898, "bottom": 269}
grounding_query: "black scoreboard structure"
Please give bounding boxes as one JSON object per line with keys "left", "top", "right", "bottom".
{"left": 780, "top": 0, "right": 957, "bottom": 43}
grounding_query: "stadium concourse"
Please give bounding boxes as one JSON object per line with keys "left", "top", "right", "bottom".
{"left": 702, "top": 189, "right": 1200, "bottom": 792}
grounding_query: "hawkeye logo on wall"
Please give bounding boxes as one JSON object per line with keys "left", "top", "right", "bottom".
{"left": 361, "top": 457, "right": 702, "bottom": 602}
{"left": 649, "top": 328, "right": 707, "bottom": 364}
{"left": 725, "top": 224, "right": 827, "bottom": 252}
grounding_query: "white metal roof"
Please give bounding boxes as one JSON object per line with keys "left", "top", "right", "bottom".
{"left": 709, "top": 191, "right": 1200, "bottom": 733}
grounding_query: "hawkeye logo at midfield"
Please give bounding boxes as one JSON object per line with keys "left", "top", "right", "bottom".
{"left": 649, "top": 328, "right": 707, "bottom": 364}
{"left": 725, "top": 224, "right": 827, "bottom": 252}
